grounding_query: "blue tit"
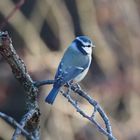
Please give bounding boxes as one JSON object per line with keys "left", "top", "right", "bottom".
{"left": 45, "top": 36, "right": 95, "bottom": 104}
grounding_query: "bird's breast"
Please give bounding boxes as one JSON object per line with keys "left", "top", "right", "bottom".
{"left": 74, "top": 66, "right": 89, "bottom": 82}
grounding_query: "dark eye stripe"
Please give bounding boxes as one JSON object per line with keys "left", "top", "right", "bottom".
{"left": 76, "top": 39, "right": 91, "bottom": 47}
{"left": 76, "top": 39, "right": 84, "bottom": 46}
{"left": 75, "top": 40, "right": 88, "bottom": 55}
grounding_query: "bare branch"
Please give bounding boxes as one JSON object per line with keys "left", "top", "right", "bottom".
{"left": 0, "top": 31, "right": 40, "bottom": 139}
{"left": 64, "top": 86, "right": 116, "bottom": 140}
{"left": 0, "top": 112, "right": 35, "bottom": 140}
{"left": 12, "top": 109, "right": 37, "bottom": 140}
{"left": 34, "top": 80, "right": 117, "bottom": 140}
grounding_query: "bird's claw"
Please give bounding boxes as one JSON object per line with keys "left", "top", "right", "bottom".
{"left": 73, "top": 83, "right": 81, "bottom": 91}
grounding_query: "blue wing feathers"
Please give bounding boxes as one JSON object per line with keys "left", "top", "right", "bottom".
{"left": 62, "top": 66, "right": 84, "bottom": 83}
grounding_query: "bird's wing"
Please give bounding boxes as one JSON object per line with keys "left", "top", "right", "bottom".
{"left": 60, "top": 66, "right": 84, "bottom": 83}
{"left": 54, "top": 46, "right": 91, "bottom": 86}
{"left": 54, "top": 62, "right": 87, "bottom": 86}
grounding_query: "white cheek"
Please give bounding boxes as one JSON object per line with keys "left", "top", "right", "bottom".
{"left": 83, "top": 47, "right": 92, "bottom": 54}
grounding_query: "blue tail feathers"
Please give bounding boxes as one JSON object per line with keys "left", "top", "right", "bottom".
{"left": 45, "top": 87, "right": 60, "bottom": 104}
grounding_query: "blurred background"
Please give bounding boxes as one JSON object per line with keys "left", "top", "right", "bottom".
{"left": 0, "top": 0, "right": 140, "bottom": 140}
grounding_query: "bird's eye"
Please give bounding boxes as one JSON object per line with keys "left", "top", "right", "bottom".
{"left": 87, "top": 45, "right": 90, "bottom": 47}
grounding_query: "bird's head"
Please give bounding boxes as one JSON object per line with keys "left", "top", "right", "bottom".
{"left": 74, "top": 36, "right": 95, "bottom": 55}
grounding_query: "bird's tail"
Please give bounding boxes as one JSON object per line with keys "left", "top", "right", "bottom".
{"left": 45, "top": 87, "right": 60, "bottom": 104}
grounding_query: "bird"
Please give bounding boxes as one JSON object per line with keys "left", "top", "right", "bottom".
{"left": 45, "top": 36, "right": 95, "bottom": 104}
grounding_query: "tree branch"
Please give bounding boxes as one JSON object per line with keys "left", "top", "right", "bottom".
{"left": 12, "top": 109, "right": 37, "bottom": 140}
{"left": 0, "top": 31, "right": 40, "bottom": 140}
{"left": 0, "top": 112, "right": 35, "bottom": 140}
{"left": 34, "top": 80, "right": 117, "bottom": 140}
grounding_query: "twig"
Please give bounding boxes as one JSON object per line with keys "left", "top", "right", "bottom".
{"left": 70, "top": 85, "right": 113, "bottom": 134}
{"left": 12, "top": 109, "right": 37, "bottom": 140}
{"left": 0, "top": 112, "right": 35, "bottom": 140}
{"left": 34, "top": 80, "right": 54, "bottom": 87}
{"left": 34, "top": 80, "right": 117, "bottom": 140}
{"left": 0, "top": 31, "right": 40, "bottom": 140}
{"left": 65, "top": 86, "right": 116, "bottom": 140}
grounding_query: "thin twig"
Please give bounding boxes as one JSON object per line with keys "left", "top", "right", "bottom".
{"left": 62, "top": 90, "right": 107, "bottom": 135}
{"left": 34, "top": 80, "right": 54, "bottom": 87}
{"left": 12, "top": 109, "right": 37, "bottom": 140}
{"left": 70, "top": 85, "right": 113, "bottom": 135}
{"left": 0, "top": 112, "right": 35, "bottom": 140}
{"left": 63, "top": 88, "right": 116, "bottom": 140}
{"left": 34, "top": 80, "right": 117, "bottom": 140}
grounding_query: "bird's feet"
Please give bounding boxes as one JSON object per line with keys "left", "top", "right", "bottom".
{"left": 73, "top": 83, "right": 81, "bottom": 92}
{"left": 67, "top": 81, "right": 81, "bottom": 92}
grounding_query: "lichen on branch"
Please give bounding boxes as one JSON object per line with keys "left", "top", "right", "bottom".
{"left": 0, "top": 31, "right": 40, "bottom": 140}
